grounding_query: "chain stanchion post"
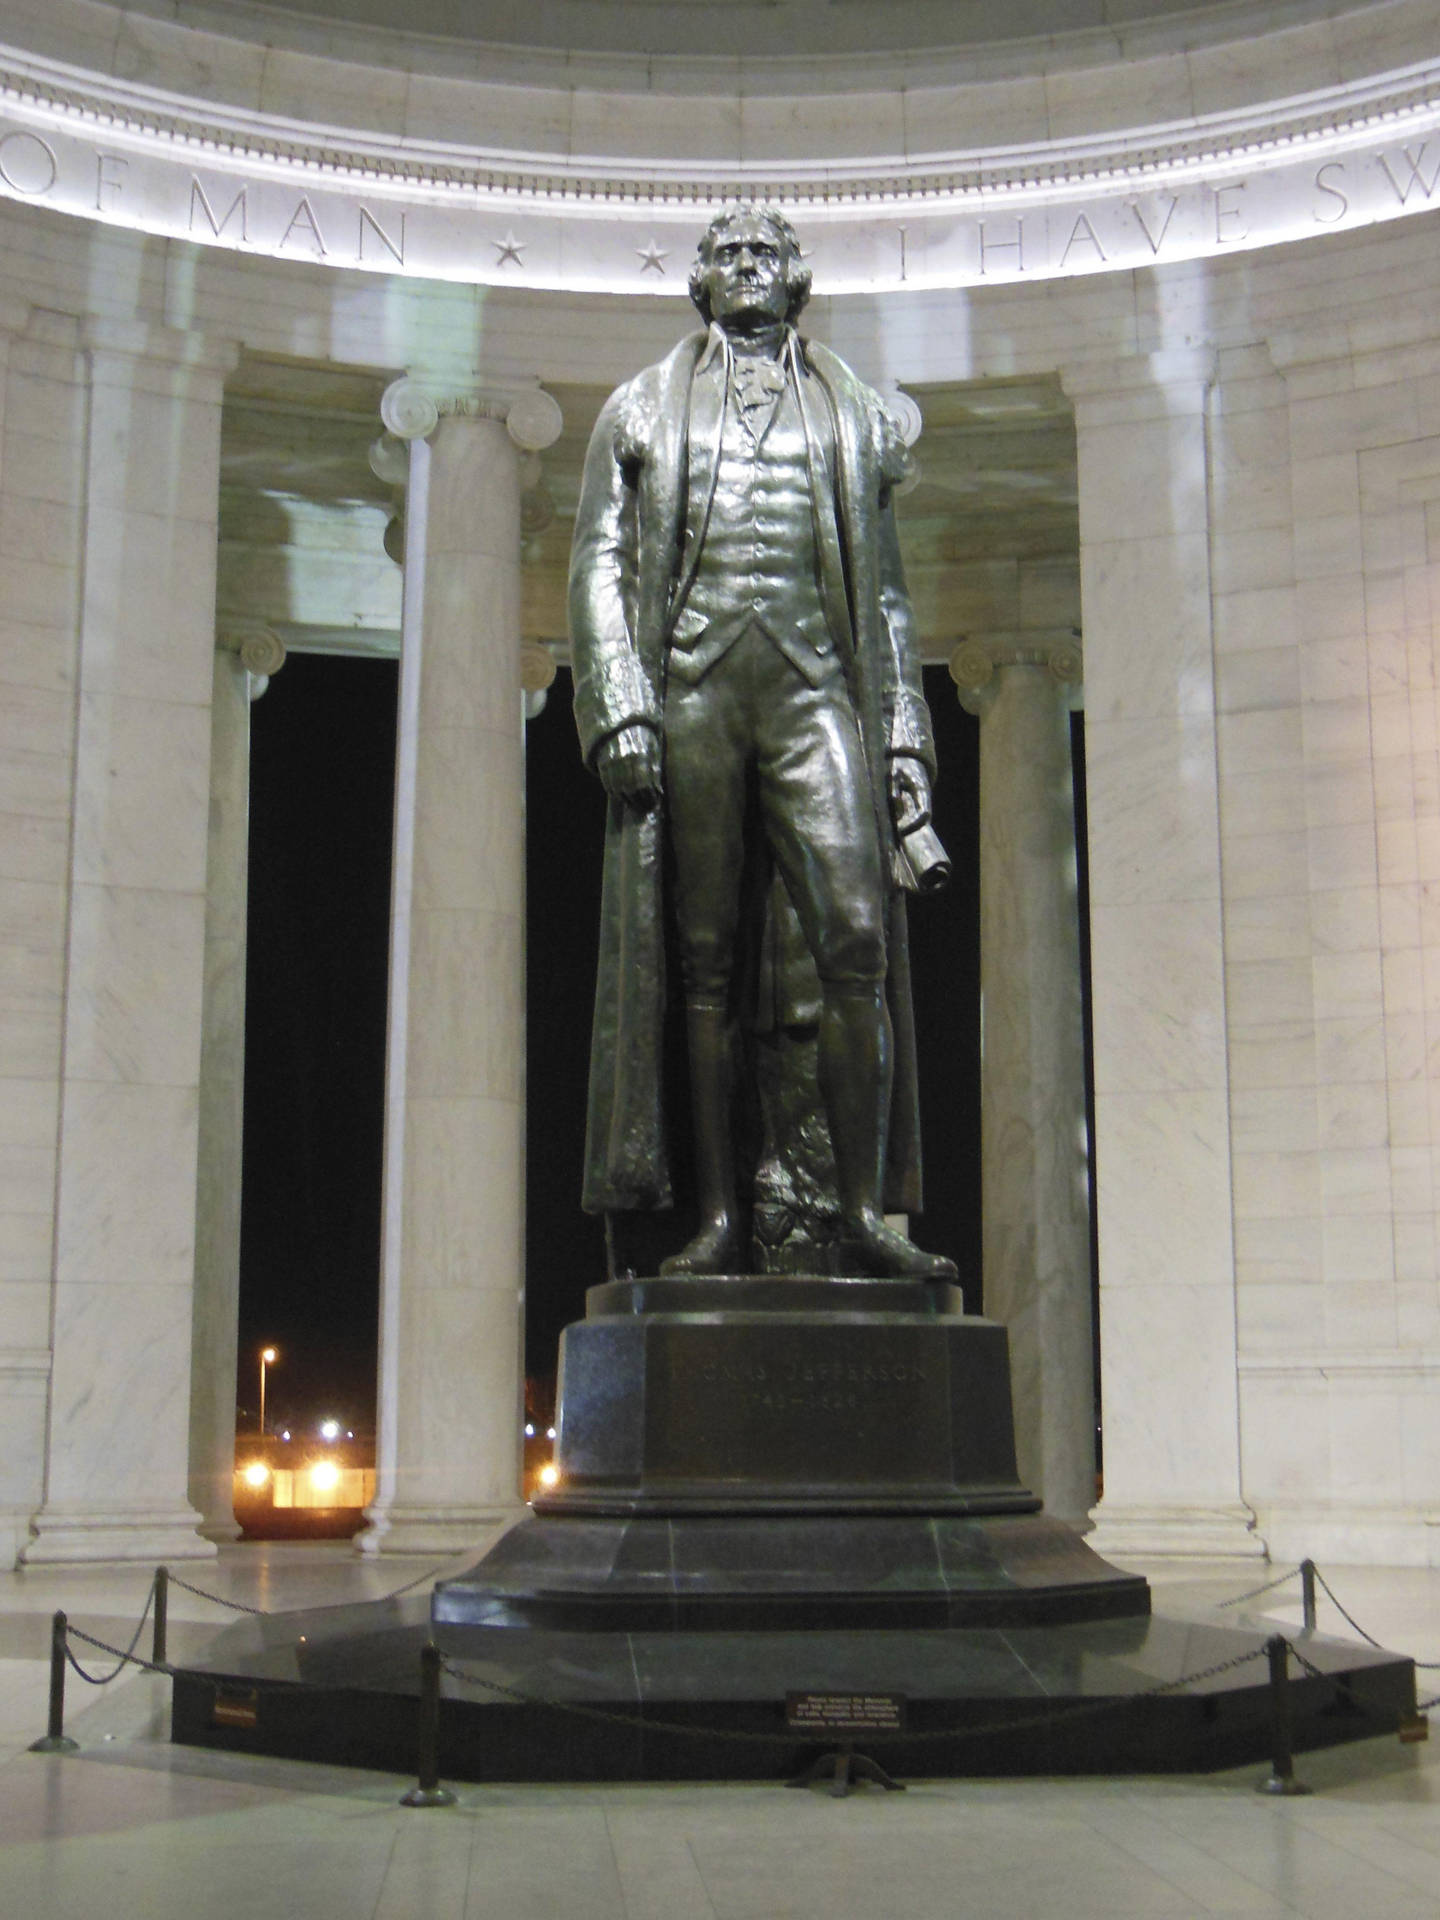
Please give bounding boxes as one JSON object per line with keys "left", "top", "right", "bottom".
{"left": 1300, "top": 1560, "right": 1317, "bottom": 1633}
{"left": 152, "top": 1566, "right": 169, "bottom": 1669}
{"left": 28, "top": 1611, "right": 80, "bottom": 1753}
{"left": 1257, "top": 1634, "right": 1312, "bottom": 1796}
{"left": 400, "top": 1642, "right": 457, "bottom": 1808}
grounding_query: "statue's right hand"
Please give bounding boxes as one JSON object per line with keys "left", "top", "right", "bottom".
{"left": 596, "top": 725, "right": 663, "bottom": 810}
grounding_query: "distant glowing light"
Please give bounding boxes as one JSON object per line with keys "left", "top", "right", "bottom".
{"left": 319, "top": 1418, "right": 341, "bottom": 1442}
{"left": 546, "top": 1427, "right": 556, "bottom": 1440}
{"left": 241, "top": 1460, "right": 270, "bottom": 1489}
{"left": 310, "top": 1459, "right": 341, "bottom": 1494}
{"left": 524, "top": 1423, "right": 535, "bottom": 1438}
{"left": 280, "top": 1430, "right": 291, "bottom": 1442}
{"left": 261, "top": 1346, "right": 277, "bottom": 1364}
{"left": 538, "top": 1463, "right": 560, "bottom": 1488}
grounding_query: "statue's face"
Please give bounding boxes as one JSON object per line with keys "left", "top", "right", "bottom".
{"left": 700, "top": 215, "right": 792, "bottom": 330}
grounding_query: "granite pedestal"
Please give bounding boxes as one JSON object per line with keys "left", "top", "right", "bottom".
{"left": 168, "top": 1276, "right": 1418, "bottom": 1782}
{"left": 435, "top": 1275, "right": 1147, "bottom": 1631}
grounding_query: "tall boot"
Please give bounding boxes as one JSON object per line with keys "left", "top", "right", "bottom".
{"left": 820, "top": 983, "right": 956, "bottom": 1281}
{"left": 660, "top": 1000, "right": 747, "bottom": 1275}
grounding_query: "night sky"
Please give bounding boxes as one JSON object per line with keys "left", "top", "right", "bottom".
{"left": 238, "top": 653, "right": 986, "bottom": 1434}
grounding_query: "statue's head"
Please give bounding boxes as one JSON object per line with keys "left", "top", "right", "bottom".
{"left": 689, "top": 205, "right": 812, "bottom": 330}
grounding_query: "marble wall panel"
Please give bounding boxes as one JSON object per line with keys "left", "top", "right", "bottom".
{"left": 1234, "top": 1216, "right": 1323, "bottom": 1289}
{"left": 738, "top": 92, "right": 906, "bottom": 164}
{"left": 1091, "top": 1088, "right": 1234, "bottom": 1292}
{"left": 87, "top": 371, "right": 226, "bottom": 524}
{"left": 1237, "top": 1376, "right": 1328, "bottom": 1501}
{"left": 1232, "top": 1149, "right": 1321, "bottom": 1223}
{"left": 41, "top": 1281, "right": 202, "bottom": 1509}
{"left": 1092, "top": 1281, "right": 1243, "bottom": 1507}
{"left": 570, "top": 89, "right": 742, "bottom": 165}
{"left": 111, "top": 11, "right": 269, "bottom": 104}
{"left": 1212, "top": 585, "right": 1298, "bottom": 657}
{"left": 1083, "top": 717, "right": 1228, "bottom": 907}
{"left": 1222, "top": 892, "right": 1312, "bottom": 962}
{"left": 77, "top": 506, "right": 221, "bottom": 707}
{"left": 257, "top": 47, "right": 409, "bottom": 137}
{"left": 52, "top": 1081, "right": 199, "bottom": 1291}
{"left": 903, "top": 76, "right": 1050, "bottom": 154}
{"left": 1078, "top": 533, "right": 1213, "bottom": 720}
{"left": 1214, "top": 647, "right": 1302, "bottom": 714}
{"left": 1075, "top": 414, "right": 1209, "bottom": 552}
{"left": 61, "top": 884, "right": 205, "bottom": 1087}
{"left": 70, "top": 693, "right": 210, "bottom": 894}
{"left": 1087, "top": 900, "right": 1226, "bottom": 1093}
{"left": 0, "top": 1371, "right": 47, "bottom": 1514}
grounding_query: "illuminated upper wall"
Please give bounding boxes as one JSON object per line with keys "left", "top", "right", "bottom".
{"left": 0, "top": 0, "right": 1436, "bottom": 293}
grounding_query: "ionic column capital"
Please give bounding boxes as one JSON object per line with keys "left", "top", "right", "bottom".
{"left": 379, "top": 376, "right": 563, "bottom": 451}
{"left": 521, "top": 639, "right": 557, "bottom": 721}
{"left": 217, "top": 621, "right": 287, "bottom": 698}
{"left": 948, "top": 630, "right": 1083, "bottom": 716}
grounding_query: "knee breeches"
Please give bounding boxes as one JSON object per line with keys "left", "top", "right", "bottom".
{"left": 663, "top": 626, "right": 886, "bottom": 1002}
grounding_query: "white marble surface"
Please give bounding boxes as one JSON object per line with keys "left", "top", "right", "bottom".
{"left": 1, "top": 114, "right": 1440, "bottom": 1567}
{"left": 974, "top": 659, "right": 1094, "bottom": 1521}
{"left": 366, "top": 406, "right": 527, "bottom": 1557}
{"left": 21, "top": 331, "right": 229, "bottom": 1565}
{"left": 188, "top": 650, "right": 250, "bottom": 1541}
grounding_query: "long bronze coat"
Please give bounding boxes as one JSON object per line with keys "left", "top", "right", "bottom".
{"left": 569, "top": 327, "right": 936, "bottom": 1217}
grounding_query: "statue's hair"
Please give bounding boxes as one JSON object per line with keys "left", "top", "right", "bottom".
{"left": 689, "top": 205, "right": 812, "bottom": 324}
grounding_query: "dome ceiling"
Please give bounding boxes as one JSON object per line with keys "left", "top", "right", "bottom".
{"left": 1, "top": 0, "right": 1436, "bottom": 296}
{"left": 120, "top": 0, "right": 1368, "bottom": 71}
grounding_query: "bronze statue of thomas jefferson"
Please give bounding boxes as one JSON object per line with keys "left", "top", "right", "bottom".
{"left": 570, "top": 206, "right": 955, "bottom": 1282}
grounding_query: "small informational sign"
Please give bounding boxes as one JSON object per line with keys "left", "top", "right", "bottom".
{"left": 785, "top": 1691, "right": 905, "bottom": 1733}
{"left": 211, "top": 1688, "right": 259, "bottom": 1730}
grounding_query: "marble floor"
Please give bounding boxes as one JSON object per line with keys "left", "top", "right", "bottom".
{"left": 0, "top": 1543, "right": 1437, "bottom": 1919}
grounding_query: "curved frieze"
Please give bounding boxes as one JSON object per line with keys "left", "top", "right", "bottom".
{"left": 1, "top": 46, "right": 1439, "bottom": 292}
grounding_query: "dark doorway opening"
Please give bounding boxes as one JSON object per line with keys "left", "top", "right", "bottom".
{"left": 238, "top": 652, "right": 397, "bottom": 1441}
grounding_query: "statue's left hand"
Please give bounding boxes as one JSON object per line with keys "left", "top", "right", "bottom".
{"left": 888, "top": 757, "right": 932, "bottom": 835}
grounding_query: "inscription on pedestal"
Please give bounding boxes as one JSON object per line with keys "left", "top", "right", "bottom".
{"left": 549, "top": 1289, "right": 1032, "bottom": 1508}
{"left": 694, "top": 1353, "right": 928, "bottom": 1419}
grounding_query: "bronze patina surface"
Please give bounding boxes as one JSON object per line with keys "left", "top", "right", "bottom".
{"left": 569, "top": 206, "right": 954, "bottom": 1279}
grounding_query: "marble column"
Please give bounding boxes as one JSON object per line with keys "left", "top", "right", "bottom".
{"left": 951, "top": 631, "right": 1095, "bottom": 1524}
{"left": 187, "top": 625, "right": 286, "bottom": 1540}
{"left": 1060, "top": 350, "right": 1260, "bottom": 1559}
{"left": 23, "top": 320, "right": 237, "bottom": 1564}
{"left": 361, "top": 378, "right": 561, "bottom": 1557}
{"left": 0, "top": 292, "right": 50, "bottom": 1571}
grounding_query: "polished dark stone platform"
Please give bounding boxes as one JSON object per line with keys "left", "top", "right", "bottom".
{"left": 432, "top": 1511, "right": 1149, "bottom": 1631}
{"left": 537, "top": 1276, "right": 1038, "bottom": 1514}
{"left": 169, "top": 1590, "right": 1419, "bottom": 1782}
{"left": 166, "top": 1271, "right": 1413, "bottom": 1783}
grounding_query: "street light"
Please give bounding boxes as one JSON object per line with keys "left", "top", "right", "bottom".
{"left": 259, "top": 1346, "right": 278, "bottom": 1436}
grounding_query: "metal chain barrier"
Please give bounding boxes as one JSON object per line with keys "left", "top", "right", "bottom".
{"left": 65, "top": 1622, "right": 172, "bottom": 1684}
{"left": 163, "top": 1559, "right": 455, "bottom": 1614}
{"left": 436, "top": 1644, "right": 1270, "bottom": 1751}
{"left": 61, "top": 1573, "right": 158, "bottom": 1686}
{"left": 28, "top": 1553, "right": 1436, "bottom": 1786}
{"left": 162, "top": 1571, "right": 270, "bottom": 1617}
{"left": 1217, "top": 1565, "right": 1303, "bottom": 1609}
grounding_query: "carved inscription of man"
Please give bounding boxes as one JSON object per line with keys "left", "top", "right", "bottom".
{"left": 570, "top": 206, "right": 954, "bottom": 1282}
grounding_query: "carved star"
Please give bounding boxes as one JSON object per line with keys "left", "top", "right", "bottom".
{"left": 636, "top": 239, "right": 669, "bottom": 275}
{"left": 492, "top": 231, "right": 526, "bottom": 267}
